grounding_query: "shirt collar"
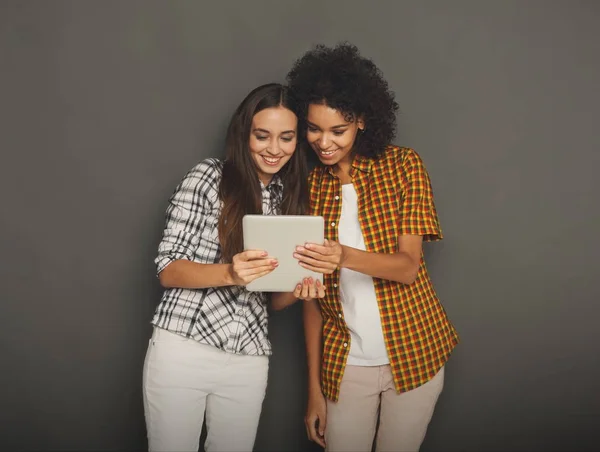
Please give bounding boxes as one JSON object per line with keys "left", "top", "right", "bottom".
{"left": 352, "top": 154, "right": 372, "bottom": 173}
{"left": 260, "top": 174, "right": 284, "bottom": 190}
{"left": 324, "top": 154, "right": 373, "bottom": 177}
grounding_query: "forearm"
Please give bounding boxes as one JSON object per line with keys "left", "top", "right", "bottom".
{"left": 342, "top": 246, "right": 420, "bottom": 285}
{"left": 303, "top": 299, "right": 323, "bottom": 394}
{"left": 158, "top": 259, "right": 233, "bottom": 289}
{"left": 271, "top": 292, "right": 298, "bottom": 311}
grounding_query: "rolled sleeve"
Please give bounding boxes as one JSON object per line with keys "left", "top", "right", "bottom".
{"left": 155, "top": 160, "right": 220, "bottom": 275}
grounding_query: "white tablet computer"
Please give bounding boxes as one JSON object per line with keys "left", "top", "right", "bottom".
{"left": 242, "top": 214, "right": 325, "bottom": 292}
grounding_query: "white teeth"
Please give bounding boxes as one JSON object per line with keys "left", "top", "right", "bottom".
{"left": 320, "top": 150, "right": 336, "bottom": 156}
{"left": 263, "top": 156, "right": 280, "bottom": 163}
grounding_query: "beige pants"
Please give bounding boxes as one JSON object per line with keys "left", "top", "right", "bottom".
{"left": 142, "top": 327, "right": 269, "bottom": 452}
{"left": 326, "top": 365, "right": 444, "bottom": 452}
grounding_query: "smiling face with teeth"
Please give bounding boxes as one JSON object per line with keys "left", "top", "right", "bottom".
{"left": 306, "top": 103, "right": 364, "bottom": 174}
{"left": 249, "top": 106, "right": 298, "bottom": 186}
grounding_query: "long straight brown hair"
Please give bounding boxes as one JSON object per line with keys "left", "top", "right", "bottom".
{"left": 218, "top": 83, "right": 308, "bottom": 263}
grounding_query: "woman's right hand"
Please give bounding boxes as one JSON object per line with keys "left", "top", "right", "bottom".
{"left": 294, "top": 239, "right": 344, "bottom": 275}
{"left": 229, "top": 250, "right": 277, "bottom": 286}
{"left": 305, "top": 389, "right": 327, "bottom": 448}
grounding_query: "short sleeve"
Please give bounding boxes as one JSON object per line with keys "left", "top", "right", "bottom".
{"left": 154, "top": 159, "right": 221, "bottom": 274}
{"left": 397, "top": 149, "right": 443, "bottom": 242}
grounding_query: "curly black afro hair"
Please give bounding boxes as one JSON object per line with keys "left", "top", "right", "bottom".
{"left": 286, "top": 42, "right": 399, "bottom": 159}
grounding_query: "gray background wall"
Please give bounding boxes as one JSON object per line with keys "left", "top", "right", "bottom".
{"left": 1, "top": 1, "right": 599, "bottom": 451}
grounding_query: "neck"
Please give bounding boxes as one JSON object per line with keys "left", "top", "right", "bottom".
{"left": 334, "top": 153, "right": 353, "bottom": 177}
{"left": 259, "top": 174, "right": 273, "bottom": 186}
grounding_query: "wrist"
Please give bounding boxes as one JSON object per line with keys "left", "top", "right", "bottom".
{"left": 339, "top": 245, "right": 351, "bottom": 269}
{"left": 308, "top": 379, "right": 322, "bottom": 396}
{"left": 224, "top": 264, "right": 235, "bottom": 286}
{"left": 272, "top": 292, "right": 296, "bottom": 310}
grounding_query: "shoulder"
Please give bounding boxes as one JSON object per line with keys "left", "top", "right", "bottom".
{"left": 187, "top": 158, "right": 223, "bottom": 182}
{"left": 375, "top": 146, "right": 426, "bottom": 173}
{"left": 173, "top": 158, "right": 223, "bottom": 201}
{"left": 381, "top": 145, "right": 421, "bottom": 165}
{"left": 180, "top": 158, "right": 223, "bottom": 187}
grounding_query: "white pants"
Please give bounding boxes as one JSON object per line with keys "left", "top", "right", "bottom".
{"left": 142, "top": 327, "right": 269, "bottom": 452}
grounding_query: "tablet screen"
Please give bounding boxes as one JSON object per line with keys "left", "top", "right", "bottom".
{"left": 242, "top": 215, "right": 325, "bottom": 292}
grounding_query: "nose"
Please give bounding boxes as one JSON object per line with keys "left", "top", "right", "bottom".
{"left": 318, "top": 133, "right": 331, "bottom": 149}
{"left": 266, "top": 139, "right": 281, "bottom": 155}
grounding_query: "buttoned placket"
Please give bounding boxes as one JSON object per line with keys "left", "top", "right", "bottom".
{"left": 326, "top": 168, "right": 351, "bottom": 348}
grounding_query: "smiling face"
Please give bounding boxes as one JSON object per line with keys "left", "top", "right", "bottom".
{"left": 306, "top": 103, "right": 364, "bottom": 170}
{"left": 249, "top": 106, "right": 298, "bottom": 185}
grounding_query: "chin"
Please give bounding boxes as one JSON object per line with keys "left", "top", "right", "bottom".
{"left": 317, "top": 156, "right": 339, "bottom": 166}
{"left": 260, "top": 165, "right": 284, "bottom": 175}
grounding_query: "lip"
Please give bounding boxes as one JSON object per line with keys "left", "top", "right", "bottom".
{"left": 260, "top": 155, "right": 283, "bottom": 167}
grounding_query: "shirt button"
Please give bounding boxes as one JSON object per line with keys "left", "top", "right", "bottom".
{"left": 334, "top": 283, "right": 337, "bottom": 288}
{"left": 338, "top": 313, "right": 342, "bottom": 318}
{"left": 331, "top": 222, "right": 336, "bottom": 227}
{"left": 343, "top": 342, "right": 348, "bottom": 347}
{"left": 335, "top": 195, "right": 340, "bottom": 200}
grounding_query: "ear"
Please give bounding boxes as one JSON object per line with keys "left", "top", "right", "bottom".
{"left": 357, "top": 116, "right": 366, "bottom": 131}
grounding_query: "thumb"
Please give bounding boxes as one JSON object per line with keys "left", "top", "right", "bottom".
{"left": 318, "top": 414, "right": 326, "bottom": 435}
{"left": 241, "top": 249, "right": 268, "bottom": 261}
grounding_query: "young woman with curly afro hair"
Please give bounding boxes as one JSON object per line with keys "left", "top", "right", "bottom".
{"left": 273, "top": 43, "right": 459, "bottom": 452}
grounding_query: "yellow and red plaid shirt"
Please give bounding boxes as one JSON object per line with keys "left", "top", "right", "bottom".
{"left": 308, "top": 146, "right": 459, "bottom": 402}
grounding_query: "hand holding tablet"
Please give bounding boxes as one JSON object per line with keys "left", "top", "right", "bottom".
{"left": 292, "top": 276, "right": 326, "bottom": 300}
{"left": 293, "top": 239, "right": 343, "bottom": 275}
{"left": 229, "top": 249, "right": 279, "bottom": 286}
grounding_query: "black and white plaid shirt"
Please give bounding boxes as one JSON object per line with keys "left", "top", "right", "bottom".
{"left": 151, "top": 158, "right": 282, "bottom": 356}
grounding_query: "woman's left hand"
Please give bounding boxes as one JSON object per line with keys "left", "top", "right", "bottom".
{"left": 293, "top": 277, "right": 326, "bottom": 300}
{"left": 294, "top": 239, "right": 344, "bottom": 275}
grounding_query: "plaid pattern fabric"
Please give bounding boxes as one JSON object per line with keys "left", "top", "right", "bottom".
{"left": 152, "top": 158, "right": 282, "bottom": 356}
{"left": 308, "top": 146, "right": 459, "bottom": 401}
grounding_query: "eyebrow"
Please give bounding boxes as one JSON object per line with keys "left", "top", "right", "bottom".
{"left": 253, "top": 128, "right": 296, "bottom": 134}
{"left": 306, "top": 121, "right": 349, "bottom": 130}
